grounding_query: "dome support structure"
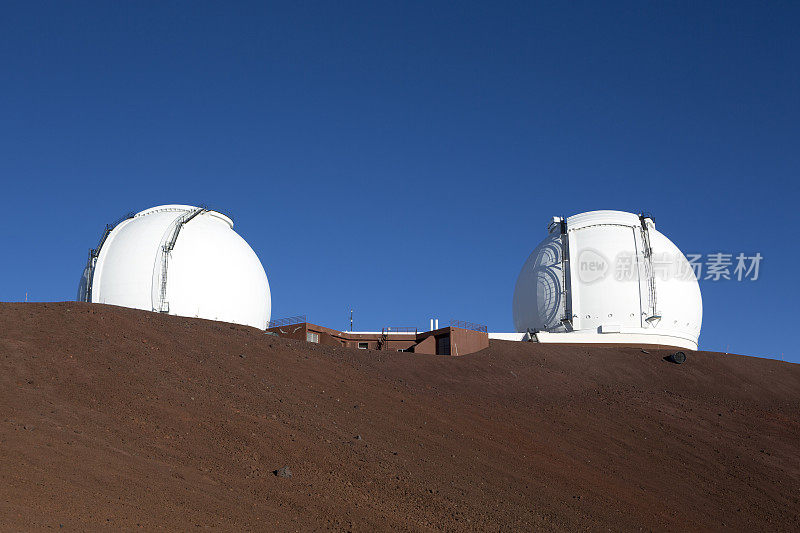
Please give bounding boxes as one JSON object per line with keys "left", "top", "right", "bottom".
{"left": 77, "top": 211, "right": 136, "bottom": 303}
{"left": 638, "top": 214, "right": 660, "bottom": 323}
{"left": 152, "top": 207, "right": 207, "bottom": 313}
{"left": 558, "top": 216, "right": 574, "bottom": 331}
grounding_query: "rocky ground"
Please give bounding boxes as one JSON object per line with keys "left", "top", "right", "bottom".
{"left": 1, "top": 302, "right": 798, "bottom": 531}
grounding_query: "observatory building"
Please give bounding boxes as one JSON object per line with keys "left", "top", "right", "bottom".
{"left": 78, "top": 205, "right": 271, "bottom": 330}
{"left": 512, "top": 210, "right": 702, "bottom": 350}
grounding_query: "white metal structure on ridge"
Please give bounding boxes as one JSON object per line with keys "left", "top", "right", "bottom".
{"left": 512, "top": 210, "right": 702, "bottom": 350}
{"left": 78, "top": 204, "right": 271, "bottom": 330}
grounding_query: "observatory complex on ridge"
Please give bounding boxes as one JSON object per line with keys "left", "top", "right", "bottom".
{"left": 78, "top": 206, "right": 702, "bottom": 354}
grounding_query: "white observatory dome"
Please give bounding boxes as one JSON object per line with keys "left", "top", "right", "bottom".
{"left": 513, "top": 210, "right": 702, "bottom": 350}
{"left": 78, "top": 205, "right": 271, "bottom": 330}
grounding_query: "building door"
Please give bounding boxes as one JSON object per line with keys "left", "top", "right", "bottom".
{"left": 436, "top": 335, "right": 450, "bottom": 355}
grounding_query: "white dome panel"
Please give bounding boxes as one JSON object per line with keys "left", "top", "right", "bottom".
{"left": 512, "top": 233, "right": 565, "bottom": 334}
{"left": 569, "top": 223, "right": 643, "bottom": 331}
{"left": 78, "top": 204, "right": 271, "bottom": 330}
{"left": 513, "top": 210, "right": 702, "bottom": 350}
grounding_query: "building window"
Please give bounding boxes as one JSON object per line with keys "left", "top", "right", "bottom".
{"left": 358, "top": 342, "right": 369, "bottom": 350}
{"left": 307, "top": 332, "right": 319, "bottom": 343}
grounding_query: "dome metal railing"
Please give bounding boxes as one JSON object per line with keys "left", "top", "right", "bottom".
{"left": 449, "top": 320, "right": 487, "bottom": 333}
{"left": 267, "top": 315, "right": 307, "bottom": 328}
{"left": 380, "top": 327, "right": 418, "bottom": 334}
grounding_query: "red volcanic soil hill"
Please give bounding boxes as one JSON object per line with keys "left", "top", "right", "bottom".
{"left": 1, "top": 302, "right": 798, "bottom": 531}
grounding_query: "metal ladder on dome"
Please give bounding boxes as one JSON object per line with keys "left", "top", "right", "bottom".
{"left": 558, "top": 216, "right": 573, "bottom": 330}
{"left": 79, "top": 211, "right": 136, "bottom": 302}
{"left": 157, "top": 207, "right": 207, "bottom": 313}
{"left": 639, "top": 214, "right": 660, "bottom": 325}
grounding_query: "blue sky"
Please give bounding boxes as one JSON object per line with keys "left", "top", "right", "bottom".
{"left": 1, "top": 1, "right": 797, "bottom": 361}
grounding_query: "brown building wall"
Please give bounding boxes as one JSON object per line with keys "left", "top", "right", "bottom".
{"left": 385, "top": 340, "right": 417, "bottom": 352}
{"left": 413, "top": 335, "right": 436, "bottom": 355}
{"left": 266, "top": 323, "right": 308, "bottom": 342}
{"left": 449, "top": 327, "right": 490, "bottom": 356}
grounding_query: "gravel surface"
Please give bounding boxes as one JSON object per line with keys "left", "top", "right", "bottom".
{"left": 0, "top": 302, "right": 798, "bottom": 531}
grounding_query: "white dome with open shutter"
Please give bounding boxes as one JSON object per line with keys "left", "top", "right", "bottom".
{"left": 512, "top": 210, "right": 702, "bottom": 350}
{"left": 78, "top": 205, "right": 271, "bottom": 330}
